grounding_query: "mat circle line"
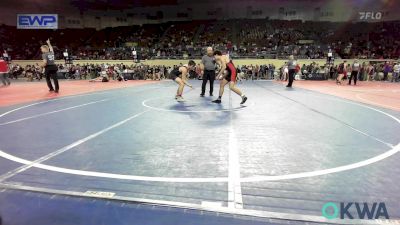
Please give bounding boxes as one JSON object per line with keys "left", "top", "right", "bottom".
{"left": 0, "top": 90, "right": 398, "bottom": 183}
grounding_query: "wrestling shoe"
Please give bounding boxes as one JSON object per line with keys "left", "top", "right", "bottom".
{"left": 212, "top": 99, "right": 221, "bottom": 104}
{"left": 240, "top": 96, "right": 247, "bottom": 104}
{"left": 176, "top": 96, "right": 185, "bottom": 102}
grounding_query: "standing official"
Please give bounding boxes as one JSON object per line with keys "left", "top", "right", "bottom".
{"left": 41, "top": 39, "right": 59, "bottom": 93}
{"left": 349, "top": 59, "right": 360, "bottom": 85}
{"left": 286, "top": 55, "right": 297, "bottom": 88}
{"left": 200, "top": 47, "right": 216, "bottom": 97}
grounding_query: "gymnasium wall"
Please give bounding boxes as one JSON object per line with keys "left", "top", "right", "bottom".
{"left": 12, "top": 59, "right": 393, "bottom": 69}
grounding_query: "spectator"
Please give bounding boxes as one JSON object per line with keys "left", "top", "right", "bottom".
{"left": 0, "top": 57, "right": 10, "bottom": 86}
{"left": 367, "top": 63, "right": 375, "bottom": 81}
{"left": 392, "top": 61, "right": 400, "bottom": 82}
{"left": 383, "top": 62, "right": 391, "bottom": 81}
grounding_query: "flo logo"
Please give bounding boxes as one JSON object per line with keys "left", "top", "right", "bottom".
{"left": 322, "top": 202, "right": 389, "bottom": 220}
{"left": 359, "top": 12, "right": 382, "bottom": 20}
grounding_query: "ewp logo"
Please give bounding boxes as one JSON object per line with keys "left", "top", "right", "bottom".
{"left": 17, "top": 14, "right": 58, "bottom": 29}
{"left": 322, "top": 202, "right": 389, "bottom": 220}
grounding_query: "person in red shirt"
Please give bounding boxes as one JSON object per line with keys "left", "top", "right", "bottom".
{"left": 0, "top": 57, "right": 11, "bottom": 86}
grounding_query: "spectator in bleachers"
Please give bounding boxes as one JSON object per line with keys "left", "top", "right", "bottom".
{"left": 392, "top": 61, "right": 400, "bottom": 83}
{"left": 383, "top": 62, "right": 392, "bottom": 81}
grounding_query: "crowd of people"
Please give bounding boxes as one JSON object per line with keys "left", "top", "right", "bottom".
{"left": 4, "top": 60, "right": 399, "bottom": 85}
{"left": 1, "top": 19, "right": 399, "bottom": 61}
{"left": 8, "top": 63, "right": 169, "bottom": 82}
{"left": 275, "top": 60, "right": 400, "bottom": 83}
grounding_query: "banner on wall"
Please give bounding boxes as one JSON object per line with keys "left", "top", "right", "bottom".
{"left": 17, "top": 14, "right": 58, "bottom": 29}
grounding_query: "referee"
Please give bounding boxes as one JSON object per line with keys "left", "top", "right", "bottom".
{"left": 349, "top": 59, "right": 360, "bottom": 85}
{"left": 40, "top": 39, "right": 59, "bottom": 93}
{"left": 286, "top": 55, "right": 297, "bottom": 88}
{"left": 200, "top": 47, "right": 216, "bottom": 97}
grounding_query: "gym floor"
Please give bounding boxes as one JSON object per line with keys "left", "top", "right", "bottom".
{"left": 0, "top": 80, "right": 399, "bottom": 225}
